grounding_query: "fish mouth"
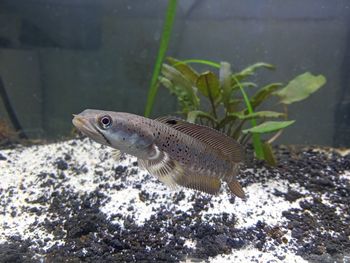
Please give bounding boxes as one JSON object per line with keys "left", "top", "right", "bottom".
{"left": 72, "top": 114, "right": 97, "bottom": 138}
{"left": 72, "top": 114, "right": 85, "bottom": 128}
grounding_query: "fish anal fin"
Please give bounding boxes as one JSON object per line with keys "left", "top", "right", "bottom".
{"left": 175, "top": 172, "right": 222, "bottom": 195}
{"left": 155, "top": 116, "right": 244, "bottom": 162}
{"left": 227, "top": 180, "right": 245, "bottom": 199}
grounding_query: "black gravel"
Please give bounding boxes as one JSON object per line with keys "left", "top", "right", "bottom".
{"left": 0, "top": 144, "right": 350, "bottom": 263}
{"left": 0, "top": 236, "right": 35, "bottom": 263}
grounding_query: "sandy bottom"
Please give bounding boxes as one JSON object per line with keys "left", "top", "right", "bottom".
{"left": 0, "top": 139, "right": 349, "bottom": 262}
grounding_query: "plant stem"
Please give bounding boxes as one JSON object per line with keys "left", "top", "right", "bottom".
{"left": 267, "top": 103, "right": 288, "bottom": 144}
{"left": 144, "top": 0, "right": 177, "bottom": 117}
{"left": 242, "top": 133, "right": 253, "bottom": 145}
{"left": 233, "top": 76, "right": 264, "bottom": 159}
{"left": 232, "top": 119, "right": 246, "bottom": 139}
{"left": 267, "top": 129, "right": 283, "bottom": 144}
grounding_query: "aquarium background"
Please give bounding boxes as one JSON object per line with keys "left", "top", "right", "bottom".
{"left": 0, "top": 0, "right": 349, "bottom": 146}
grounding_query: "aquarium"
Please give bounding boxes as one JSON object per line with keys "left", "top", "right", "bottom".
{"left": 0, "top": 1, "right": 349, "bottom": 262}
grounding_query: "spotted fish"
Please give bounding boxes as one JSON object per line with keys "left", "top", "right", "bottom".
{"left": 72, "top": 109, "right": 245, "bottom": 198}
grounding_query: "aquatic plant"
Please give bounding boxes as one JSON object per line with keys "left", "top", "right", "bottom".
{"left": 144, "top": 0, "right": 177, "bottom": 117}
{"left": 159, "top": 57, "right": 326, "bottom": 165}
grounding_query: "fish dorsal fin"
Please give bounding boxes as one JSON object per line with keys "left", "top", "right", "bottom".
{"left": 155, "top": 116, "right": 244, "bottom": 163}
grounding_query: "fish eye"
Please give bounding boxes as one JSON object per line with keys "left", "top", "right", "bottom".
{"left": 99, "top": 115, "right": 112, "bottom": 129}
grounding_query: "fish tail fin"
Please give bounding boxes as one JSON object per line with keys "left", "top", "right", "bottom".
{"left": 227, "top": 180, "right": 245, "bottom": 199}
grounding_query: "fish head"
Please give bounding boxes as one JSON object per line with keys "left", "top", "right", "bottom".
{"left": 72, "top": 109, "right": 154, "bottom": 156}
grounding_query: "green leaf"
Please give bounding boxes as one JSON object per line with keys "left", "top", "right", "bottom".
{"left": 274, "top": 72, "right": 326, "bottom": 104}
{"left": 175, "top": 59, "right": 221, "bottom": 68}
{"left": 166, "top": 57, "right": 199, "bottom": 84}
{"left": 166, "top": 57, "right": 181, "bottom": 65}
{"left": 242, "top": 120, "right": 295, "bottom": 134}
{"left": 158, "top": 76, "right": 173, "bottom": 90}
{"left": 160, "top": 64, "right": 200, "bottom": 112}
{"left": 262, "top": 142, "right": 277, "bottom": 166}
{"left": 251, "top": 83, "right": 283, "bottom": 108}
{"left": 161, "top": 64, "right": 192, "bottom": 90}
{"left": 144, "top": 0, "right": 177, "bottom": 117}
{"left": 233, "top": 75, "right": 264, "bottom": 159}
{"left": 187, "top": 110, "right": 216, "bottom": 124}
{"left": 230, "top": 111, "right": 285, "bottom": 120}
{"left": 233, "top": 62, "right": 275, "bottom": 81}
{"left": 196, "top": 71, "right": 220, "bottom": 100}
{"left": 231, "top": 82, "right": 258, "bottom": 91}
{"left": 175, "top": 88, "right": 200, "bottom": 113}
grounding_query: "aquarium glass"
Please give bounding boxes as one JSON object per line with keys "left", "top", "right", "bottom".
{"left": 0, "top": 0, "right": 349, "bottom": 147}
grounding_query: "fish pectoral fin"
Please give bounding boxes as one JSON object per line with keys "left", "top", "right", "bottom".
{"left": 138, "top": 147, "right": 180, "bottom": 189}
{"left": 226, "top": 180, "right": 245, "bottom": 199}
{"left": 175, "top": 172, "right": 222, "bottom": 195}
{"left": 112, "top": 149, "right": 124, "bottom": 161}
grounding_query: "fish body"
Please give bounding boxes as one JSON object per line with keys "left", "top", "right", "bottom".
{"left": 72, "top": 109, "right": 245, "bottom": 198}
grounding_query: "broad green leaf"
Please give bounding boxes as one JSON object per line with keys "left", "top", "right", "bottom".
{"left": 233, "top": 62, "right": 275, "bottom": 81}
{"left": 242, "top": 120, "right": 295, "bottom": 134}
{"left": 274, "top": 72, "right": 326, "bottom": 104}
{"left": 187, "top": 110, "right": 216, "bottom": 124}
{"left": 251, "top": 83, "right": 283, "bottom": 108}
{"left": 230, "top": 111, "right": 285, "bottom": 120}
{"left": 262, "top": 142, "right": 277, "bottom": 166}
{"left": 174, "top": 64, "right": 199, "bottom": 84}
{"left": 161, "top": 64, "right": 192, "bottom": 90}
{"left": 196, "top": 71, "right": 220, "bottom": 100}
{"left": 220, "top": 62, "right": 232, "bottom": 107}
{"left": 161, "top": 64, "right": 200, "bottom": 111}
{"left": 166, "top": 57, "right": 199, "bottom": 84}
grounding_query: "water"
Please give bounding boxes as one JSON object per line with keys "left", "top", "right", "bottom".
{"left": 0, "top": 0, "right": 349, "bottom": 147}
{"left": 1, "top": 1, "right": 350, "bottom": 262}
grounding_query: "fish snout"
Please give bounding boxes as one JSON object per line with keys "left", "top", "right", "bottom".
{"left": 72, "top": 114, "right": 88, "bottom": 129}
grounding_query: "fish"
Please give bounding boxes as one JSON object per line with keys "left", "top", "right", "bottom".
{"left": 72, "top": 109, "right": 245, "bottom": 198}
